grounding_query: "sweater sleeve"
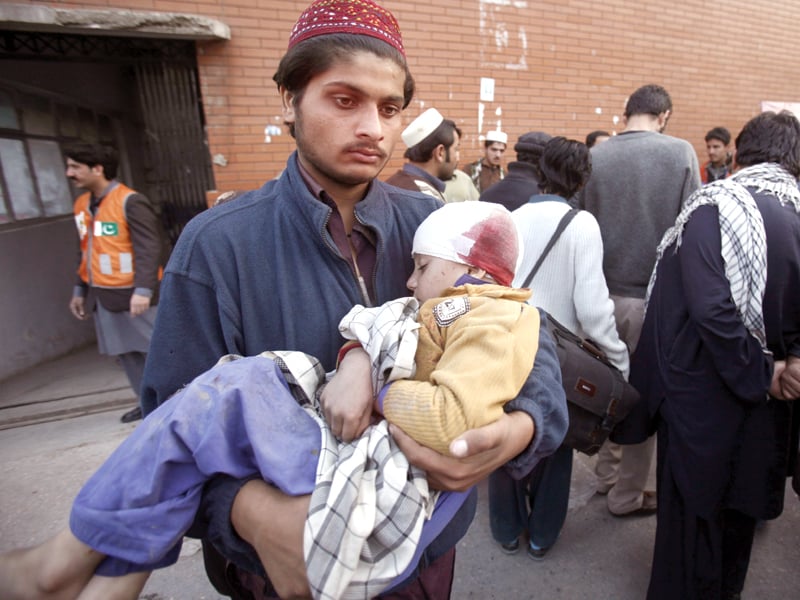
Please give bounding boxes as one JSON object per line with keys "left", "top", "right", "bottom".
{"left": 501, "top": 311, "right": 569, "bottom": 478}
{"left": 570, "top": 212, "right": 630, "bottom": 376}
{"left": 138, "top": 216, "right": 248, "bottom": 415}
{"left": 125, "top": 193, "right": 164, "bottom": 292}
{"left": 382, "top": 300, "right": 539, "bottom": 455}
{"left": 680, "top": 142, "right": 703, "bottom": 207}
{"left": 139, "top": 271, "right": 232, "bottom": 414}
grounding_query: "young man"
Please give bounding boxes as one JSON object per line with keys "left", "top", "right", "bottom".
{"left": 701, "top": 126, "right": 733, "bottom": 184}
{"left": 631, "top": 110, "right": 800, "bottom": 599}
{"left": 385, "top": 107, "right": 462, "bottom": 202}
{"left": 585, "top": 130, "right": 610, "bottom": 148}
{"left": 65, "top": 142, "right": 168, "bottom": 424}
{"left": 479, "top": 131, "right": 552, "bottom": 212}
{"left": 577, "top": 83, "right": 701, "bottom": 518}
{"left": 490, "top": 137, "right": 628, "bottom": 560}
{"left": 464, "top": 130, "right": 507, "bottom": 192}
{"left": 0, "top": 202, "right": 566, "bottom": 600}
{"left": 136, "top": 2, "right": 564, "bottom": 598}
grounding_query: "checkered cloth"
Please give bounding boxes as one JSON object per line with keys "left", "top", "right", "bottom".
{"left": 337, "top": 297, "right": 421, "bottom": 391}
{"left": 261, "top": 298, "right": 435, "bottom": 600}
{"left": 649, "top": 163, "right": 800, "bottom": 349}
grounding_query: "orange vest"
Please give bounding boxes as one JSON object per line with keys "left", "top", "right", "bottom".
{"left": 74, "top": 183, "right": 138, "bottom": 289}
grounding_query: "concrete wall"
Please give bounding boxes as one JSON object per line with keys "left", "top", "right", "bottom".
{"left": 0, "top": 218, "right": 95, "bottom": 380}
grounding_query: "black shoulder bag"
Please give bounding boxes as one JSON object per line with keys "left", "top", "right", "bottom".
{"left": 521, "top": 208, "right": 640, "bottom": 455}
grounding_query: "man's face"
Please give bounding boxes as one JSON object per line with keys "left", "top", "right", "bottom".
{"left": 706, "top": 138, "right": 729, "bottom": 166}
{"left": 406, "top": 254, "right": 469, "bottom": 302}
{"left": 65, "top": 158, "right": 99, "bottom": 191}
{"left": 438, "top": 131, "right": 461, "bottom": 181}
{"left": 484, "top": 142, "right": 506, "bottom": 166}
{"left": 281, "top": 51, "right": 406, "bottom": 197}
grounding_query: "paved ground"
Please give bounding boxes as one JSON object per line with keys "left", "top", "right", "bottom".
{"left": 1, "top": 346, "right": 798, "bottom": 599}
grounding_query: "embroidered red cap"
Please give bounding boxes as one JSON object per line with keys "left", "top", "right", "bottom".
{"left": 288, "top": 0, "right": 405, "bottom": 57}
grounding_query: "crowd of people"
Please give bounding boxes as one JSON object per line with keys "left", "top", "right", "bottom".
{"left": 1, "top": 0, "right": 798, "bottom": 599}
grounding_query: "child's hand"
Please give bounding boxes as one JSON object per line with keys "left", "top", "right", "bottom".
{"left": 321, "top": 348, "right": 374, "bottom": 441}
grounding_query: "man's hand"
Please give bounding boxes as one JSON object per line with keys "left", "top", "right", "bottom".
{"left": 321, "top": 348, "right": 374, "bottom": 441}
{"left": 780, "top": 355, "right": 800, "bottom": 399}
{"left": 129, "top": 293, "right": 151, "bottom": 316}
{"left": 69, "top": 296, "right": 87, "bottom": 320}
{"left": 391, "top": 411, "right": 534, "bottom": 491}
{"left": 769, "top": 360, "right": 786, "bottom": 399}
{"left": 231, "top": 479, "right": 312, "bottom": 600}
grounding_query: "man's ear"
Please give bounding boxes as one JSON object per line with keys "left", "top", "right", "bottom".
{"left": 434, "top": 144, "right": 446, "bottom": 163}
{"left": 280, "top": 87, "right": 297, "bottom": 125}
{"left": 657, "top": 109, "right": 671, "bottom": 131}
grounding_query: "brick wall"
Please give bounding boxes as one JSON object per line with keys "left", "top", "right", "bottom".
{"left": 37, "top": 0, "right": 800, "bottom": 191}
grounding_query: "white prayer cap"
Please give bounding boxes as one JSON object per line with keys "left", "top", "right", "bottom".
{"left": 412, "top": 202, "right": 520, "bottom": 287}
{"left": 402, "top": 108, "right": 444, "bottom": 148}
{"left": 485, "top": 130, "right": 508, "bottom": 145}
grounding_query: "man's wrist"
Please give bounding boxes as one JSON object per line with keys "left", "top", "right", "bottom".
{"left": 133, "top": 287, "right": 153, "bottom": 298}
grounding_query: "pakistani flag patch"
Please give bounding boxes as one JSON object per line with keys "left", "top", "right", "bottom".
{"left": 94, "top": 221, "right": 119, "bottom": 236}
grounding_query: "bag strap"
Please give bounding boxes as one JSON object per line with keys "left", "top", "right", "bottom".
{"left": 520, "top": 208, "right": 579, "bottom": 288}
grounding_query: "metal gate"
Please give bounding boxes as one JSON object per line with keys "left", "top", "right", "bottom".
{"left": 134, "top": 62, "right": 214, "bottom": 245}
{"left": 0, "top": 31, "right": 215, "bottom": 245}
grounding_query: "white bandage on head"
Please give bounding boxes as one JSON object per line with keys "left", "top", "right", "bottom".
{"left": 412, "top": 202, "right": 521, "bottom": 286}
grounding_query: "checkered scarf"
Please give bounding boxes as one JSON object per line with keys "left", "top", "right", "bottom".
{"left": 256, "top": 299, "right": 432, "bottom": 600}
{"left": 648, "top": 163, "right": 800, "bottom": 349}
{"left": 337, "top": 297, "right": 421, "bottom": 391}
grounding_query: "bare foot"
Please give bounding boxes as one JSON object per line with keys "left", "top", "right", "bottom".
{"left": 0, "top": 529, "right": 103, "bottom": 599}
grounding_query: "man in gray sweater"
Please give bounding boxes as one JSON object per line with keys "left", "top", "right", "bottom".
{"left": 578, "top": 84, "right": 701, "bottom": 517}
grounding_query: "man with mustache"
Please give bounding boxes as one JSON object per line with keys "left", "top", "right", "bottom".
{"left": 65, "top": 141, "right": 168, "bottom": 425}
{"left": 135, "top": 1, "right": 565, "bottom": 598}
{"left": 386, "top": 108, "right": 462, "bottom": 203}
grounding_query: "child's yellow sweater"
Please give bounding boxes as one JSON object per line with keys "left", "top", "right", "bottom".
{"left": 382, "top": 283, "right": 540, "bottom": 455}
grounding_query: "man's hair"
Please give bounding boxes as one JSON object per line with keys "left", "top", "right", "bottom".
{"left": 404, "top": 120, "right": 460, "bottom": 162}
{"left": 624, "top": 84, "right": 672, "bottom": 119}
{"left": 704, "top": 126, "right": 731, "bottom": 145}
{"left": 273, "top": 34, "right": 415, "bottom": 137}
{"left": 483, "top": 139, "right": 505, "bottom": 149}
{"left": 63, "top": 141, "right": 119, "bottom": 180}
{"left": 735, "top": 110, "right": 800, "bottom": 177}
{"left": 585, "top": 130, "right": 610, "bottom": 148}
{"left": 536, "top": 137, "right": 592, "bottom": 198}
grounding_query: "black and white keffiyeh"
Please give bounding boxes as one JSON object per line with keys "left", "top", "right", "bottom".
{"left": 647, "top": 163, "right": 800, "bottom": 348}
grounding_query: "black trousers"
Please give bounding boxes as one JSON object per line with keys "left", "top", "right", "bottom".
{"left": 648, "top": 420, "right": 757, "bottom": 600}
